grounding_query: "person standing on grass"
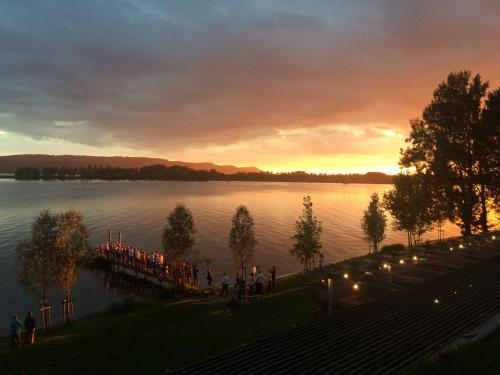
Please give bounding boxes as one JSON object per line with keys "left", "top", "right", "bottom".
{"left": 207, "top": 269, "right": 213, "bottom": 291}
{"left": 266, "top": 274, "right": 273, "bottom": 296}
{"left": 24, "top": 312, "right": 36, "bottom": 345}
{"left": 193, "top": 265, "right": 199, "bottom": 285}
{"left": 247, "top": 274, "right": 255, "bottom": 296}
{"left": 220, "top": 273, "right": 230, "bottom": 297}
{"left": 271, "top": 266, "right": 277, "bottom": 289}
{"left": 255, "top": 269, "right": 264, "bottom": 295}
{"left": 9, "top": 315, "right": 22, "bottom": 349}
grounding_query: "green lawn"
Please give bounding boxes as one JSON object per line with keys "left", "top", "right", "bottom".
{"left": 1, "top": 270, "right": 323, "bottom": 375}
{"left": 412, "top": 328, "right": 500, "bottom": 375}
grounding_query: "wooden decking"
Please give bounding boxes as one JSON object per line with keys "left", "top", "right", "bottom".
{"left": 95, "top": 252, "right": 173, "bottom": 284}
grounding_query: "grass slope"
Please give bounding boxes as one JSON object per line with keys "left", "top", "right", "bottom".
{"left": 0, "top": 271, "right": 321, "bottom": 375}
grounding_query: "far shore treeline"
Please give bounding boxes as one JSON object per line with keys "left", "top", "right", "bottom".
{"left": 13, "top": 165, "right": 393, "bottom": 184}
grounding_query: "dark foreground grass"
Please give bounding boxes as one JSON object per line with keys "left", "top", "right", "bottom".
{"left": 412, "top": 328, "right": 500, "bottom": 375}
{"left": 0, "top": 271, "right": 322, "bottom": 375}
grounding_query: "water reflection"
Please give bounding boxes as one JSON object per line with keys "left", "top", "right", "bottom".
{"left": 92, "top": 266, "right": 165, "bottom": 298}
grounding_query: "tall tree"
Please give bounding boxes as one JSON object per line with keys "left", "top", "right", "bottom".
{"left": 401, "top": 71, "right": 490, "bottom": 235}
{"left": 162, "top": 203, "right": 196, "bottom": 286}
{"left": 290, "top": 196, "right": 322, "bottom": 271}
{"left": 229, "top": 205, "right": 257, "bottom": 278}
{"left": 476, "top": 88, "right": 500, "bottom": 226}
{"left": 17, "top": 210, "right": 59, "bottom": 306}
{"left": 361, "top": 193, "right": 387, "bottom": 253}
{"left": 383, "top": 173, "right": 435, "bottom": 246}
{"left": 55, "top": 209, "right": 89, "bottom": 322}
{"left": 17, "top": 210, "right": 59, "bottom": 330}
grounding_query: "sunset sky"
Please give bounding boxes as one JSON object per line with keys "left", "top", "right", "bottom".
{"left": 1, "top": 0, "right": 499, "bottom": 173}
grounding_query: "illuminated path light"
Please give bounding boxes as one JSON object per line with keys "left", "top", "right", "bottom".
{"left": 399, "top": 259, "right": 405, "bottom": 265}
{"left": 353, "top": 283, "right": 359, "bottom": 290}
{"left": 343, "top": 273, "right": 349, "bottom": 279}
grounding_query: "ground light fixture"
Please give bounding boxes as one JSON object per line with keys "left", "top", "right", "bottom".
{"left": 353, "top": 283, "right": 359, "bottom": 290}
{"left": 343, "top": 273, "right": 349, "bottom": 279}
{"left": 449, "top": 247, "right": 453, "bottom": 251}
{"left": 383, "top": 263, "right": 388, "bottom": 269}
{"left": 399, "top": 259, "right": 405, "bottom": 265}
{"left": 493, "top": 236, "right": 496, "bottom": 240}
{"left": 412, "top": 255, "right": 418, "bottom": 261}
{"left": 434, "top": 298, "right": 440, "bottom": 304}
{"left": 459, "top": 244, "right": 464, "bottom": 249}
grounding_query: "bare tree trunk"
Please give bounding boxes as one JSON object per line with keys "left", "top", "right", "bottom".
{"left": 479, "top": 183, "right": 488, "bottom": 233}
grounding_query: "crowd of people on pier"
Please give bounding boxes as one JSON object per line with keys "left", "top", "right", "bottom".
{"left": 95, "top": 242, "right": 200, "bottom": 286}
{"left": 95, "top": 242, "right": 278, "bottom": 305}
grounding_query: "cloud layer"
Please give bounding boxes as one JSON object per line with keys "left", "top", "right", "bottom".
{"left": 1, "top": 0, "right": 499, "bottom": 171}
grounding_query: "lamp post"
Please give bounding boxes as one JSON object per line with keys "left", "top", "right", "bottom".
{"left": 327, "top": 277, "right": 333, "bottom": 315}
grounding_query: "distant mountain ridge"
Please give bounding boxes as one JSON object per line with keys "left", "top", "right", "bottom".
{"left": 0, "top": 154, "right": 261, "bottom": 174}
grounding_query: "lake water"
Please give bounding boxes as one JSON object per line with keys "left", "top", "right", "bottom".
{"left": 0, "top": 180, "right": 460, "bottom": 331}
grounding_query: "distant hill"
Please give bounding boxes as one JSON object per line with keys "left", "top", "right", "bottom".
{"left": 0, "top": 154, "right": 261, "bottom": 174}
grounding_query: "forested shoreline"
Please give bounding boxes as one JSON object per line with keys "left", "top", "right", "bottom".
{"left": 13, "top": 164, "right": 394, "bottom": 184}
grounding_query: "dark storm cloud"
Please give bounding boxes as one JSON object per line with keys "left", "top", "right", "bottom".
{"left": 0, "top": 0, "right": 499, "bottom": 151}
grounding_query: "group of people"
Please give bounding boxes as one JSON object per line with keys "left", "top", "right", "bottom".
{"left": 95, "top": 242, "right": 200, "bottom": 286}
{"left": 218, "top": 265, "right": 277, "bottom": 304}
{"left": 96, "top": 242, "right": 165, "bottom": 269}
{"left": 9, "top": 312, "right": 36, "bottom": 349}
{"left": 96, "top": 242, "right": 278, "bottom": 304}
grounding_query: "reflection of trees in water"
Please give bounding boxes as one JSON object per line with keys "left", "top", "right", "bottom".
{"left": 93, "top": 267, "right": 166, "bottom": 298}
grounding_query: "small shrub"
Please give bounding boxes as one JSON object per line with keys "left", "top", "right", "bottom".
{"left": 157, "top": 285, "right": 189, "bottom": 300}
{"left": 411, "top": 246, "right": 427, "bottom": 252}
{"left": 108, "top": 297, "right": 139, "bottom": 314}
{"left": 380, "top": 244, "right": 406, "bottom": 253}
